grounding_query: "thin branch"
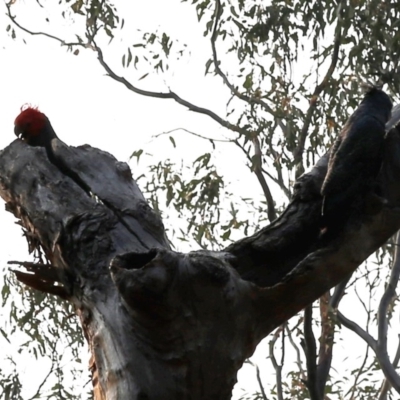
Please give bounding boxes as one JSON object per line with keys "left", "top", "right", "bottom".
{"left": 27, "top": 362, "right": 55, "bottom": 400}
{"left": 262, "top": 166, "right": 291, "bottom": 200}
{"left": 252, "top": 137, "right": 276, "bottom": 221}
{"left": 6, "top": 3, "right": 83, "bottom": 48}
{"left": 302, "top": 305, "right": 320, "bottom": 400}
{"left": 233, "top": 139, "right": 287, "bottom": 197}
{"left": 348, "top": 344, "right": 370, "bottom": 400}
{"left": 269, "top": 326, "right": 284, "bottom": 400}
{"left": 337, "top": 311, "right": 376, "bottom": 349}
{"left": 210, "top": 0, "right": 288, "bottom": 135}
{"left": 255, "top": 365, "right": 268, "bottom": 400}
{"left": 286, "top": 323, "right": 305, "bottom": 379}
{"left": 152, "top": 128, "right": 232, "bottom": 143}
{"left": 153, "top": 127, "right": 278, "bottom": 219}
{"left": 95, "top": 45, "right": 249, "bottom": 137}
{"left": 341, "top": 266, "right": 381, "bottom": 291}
{"left": 26, "top": 330, "right": 61, "bottom": 400}
{"left": 347, "top": 284, "right": 375, "bottom": 399}
{"left": 338, "top": 311, "right": 400, "bottom": 393}
{"left": 379, "top": 335, "right": 400, "bottom": 400}
{"left": 354, "top": 281, "right": 370, "bottom": 316}
{"left": 266, "top": 138, "right": 291, "bottom": 199}
{"left": 293, "top": 1, "right": 343, "bottom": 173}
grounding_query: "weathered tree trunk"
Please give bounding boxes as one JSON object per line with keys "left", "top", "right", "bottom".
{"left": 2, "top": 113, "right": 400, "bottom": 399}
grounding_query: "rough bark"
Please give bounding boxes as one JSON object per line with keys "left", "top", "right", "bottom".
{"left": 1, "top": 112, "right": 400, "bottom": 399}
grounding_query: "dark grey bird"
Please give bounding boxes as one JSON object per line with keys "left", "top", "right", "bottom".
{"left": 321, "top": 86, "right": 392, "bottom": 227}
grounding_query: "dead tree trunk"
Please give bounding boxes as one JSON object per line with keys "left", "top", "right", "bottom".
{"left": 2, "top": 114, "right": 400, "bottom": 399}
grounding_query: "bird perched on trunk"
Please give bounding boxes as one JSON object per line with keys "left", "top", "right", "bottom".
{"left": 321, "top": 86, "right": 392, "bottom": 228}
{"left": 14, "top": 106, "right": 91, "bottom": 195}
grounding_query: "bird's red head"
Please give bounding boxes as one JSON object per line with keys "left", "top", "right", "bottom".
{"left": 14, "top": 106, "right": 57, "bottom": 147}
{"left": 14, "top": 106, "right": 47, "bottom": 139}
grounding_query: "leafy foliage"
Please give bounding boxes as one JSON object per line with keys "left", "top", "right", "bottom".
{"left": 0, "top": 269, "right": 90, "bottom": 400}
{"left": 134, "top": 147, "right": 266, "bottom": 250}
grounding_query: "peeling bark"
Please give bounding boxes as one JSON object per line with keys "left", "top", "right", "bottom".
{"left": 1, "top": 114, "right": 400, "bottom": 399}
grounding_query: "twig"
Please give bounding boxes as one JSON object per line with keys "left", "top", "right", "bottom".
{"left": 262, "top": 165, "right": 291, "bottom": 200}
{"left": 27, "top": 362, "right": 55, "bottom": 400}
{"left": 347, "top": 279, "right": 373, "bottom": 400}
{"left": 6, "top": 3, "right": 83, "bottom": 48}
{"left": 266, "top": 137, "right": 291, "bottom": 199}
{"left": 252, "top": 136, "right": 276, "bottom": 221}
{"left": 269, "top": 325, "right": 284, "bottom": 400}
{"left": 286, "top": 323, "right": 305, "bottom": 379}
{"left": 293, "top": 1, "right": 343, "bottom": 174}
{"left": 338, "top": 310, "right": 400, "bottom": 393}
{"left": 348, "top": 344, "right": 370, "bottom": 400}
{"left": 337, "top": 311, "right": 375, "bottom": 348}
{"left": 25, "top": 324, "right": 61, "bottom": 400}
{"left": 354, "top": 281, "right": 370, "bottom": 315}
{"left": 255, "top": 365, "right": 268, "bottom": 400}
{"left": 152, "top": 128, "right": 232, "bottom": 143}
{"left": 210, "top": 0, "right": 288, "bottom": 135}
{"left": 233, "top": 139, "right": 286, "bottom": 197}
{"left": 95, "top": 45, "right": 250, "bottom": 138}
{"left": 152, "top": 127, "right": 279, "bottom": 219}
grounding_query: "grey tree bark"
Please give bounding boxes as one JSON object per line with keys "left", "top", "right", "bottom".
{"left": 1, "top": 111, "right": 400, "bottom": 399}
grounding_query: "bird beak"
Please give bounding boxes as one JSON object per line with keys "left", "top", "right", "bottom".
{"left": 14, "top": 125, "right": 24, "bottom": 139}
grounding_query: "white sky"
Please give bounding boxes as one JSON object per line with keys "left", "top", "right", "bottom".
{"left": 0, "top": 1, "right": 397, "bottom": 399}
